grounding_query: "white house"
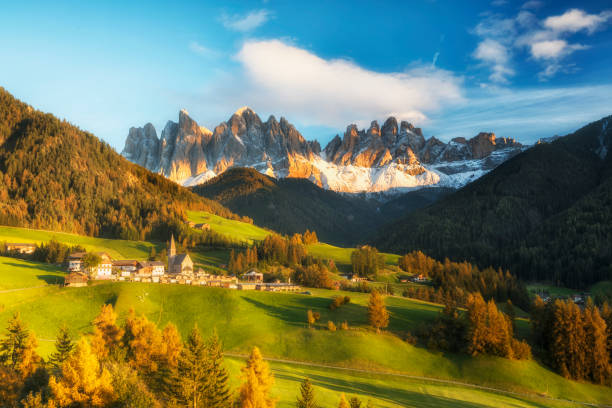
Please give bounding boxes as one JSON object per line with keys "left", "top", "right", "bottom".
{"left": 93, "top": 253, "right": 113, "bottom": 279}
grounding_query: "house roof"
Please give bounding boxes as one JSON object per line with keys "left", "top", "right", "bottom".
{"left": 244, "top": 269, "right": 263, "bottom": 276}
{"left": 65, "top": 272, "right": 88, "bottom": 282}
{"left": 68, "top": 252, "right": 87, "bottom": 259}
{"left": 142, "top": 261, "right": 164, "bottom": 267}
{"left": 171, "top": 253, "right": 192, "bottom": 265}
{"left": 112, "top": 260, "right": 139, "bottom": 266}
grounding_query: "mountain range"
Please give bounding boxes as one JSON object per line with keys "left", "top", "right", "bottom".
{"left": 122, "top": 108, "right": 523, "bottom": 193}
{"left": 374, "top": 115, "right": 612, "bottom": 288}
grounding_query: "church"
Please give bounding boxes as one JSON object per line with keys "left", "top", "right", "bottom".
{"left": 167, "top": 234, "right": 194, "bottom": 275}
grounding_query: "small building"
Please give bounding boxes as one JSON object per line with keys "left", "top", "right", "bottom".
{"left": 64, "top": 272, "right": 88, "bottom": 287}
{"left": 167, "top": 234, "right": 194, "bottom": 275}
{"left": 243, "top": 269, "right": 263, "bottom": 283}
{"left": 6, "top": 243, "right": 37, "bottom": 254}
{"left": 92, "top": 253, "right": 113, "bottom": 279}
{"left": 140, "top": 261, "right": 165, "bottom": 277}
{"left": 237, "top": 282, "right": 258, "bottom": 290}
{"left": 186, "top": 221, "right": 196, "bottom": 228}
{"left": 194, "top": 223, "right": 210, "bottom": 231}
{"left": 257, "top": 283, "right": 301, "bottom": 292}
{"left": 112, "top": 260, "right": 141, "bottom": 278}
{"left": 67, "top": 252, "right": 87, "bottom": 272}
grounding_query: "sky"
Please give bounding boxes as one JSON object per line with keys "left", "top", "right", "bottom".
{"left": 1, "top": 0, "right": 611, "bottom": 149}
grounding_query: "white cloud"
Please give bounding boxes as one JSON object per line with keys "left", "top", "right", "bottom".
{"left": 473, "top": 7, "right": 610, "bottom": 81}
{"left": 219, "top": 40, "right": 464, "bottom": 128}
{"left": 473, "top": 39, "right": 514, "bottom": 83}
{"left": 189, "top": 41, "right": 218, "bottom": 58}
{"left": 220, "top": 9, "right": 271, "bottom": 32}
{"left": 544, "top": 9, "right": 612, "bottom": 34}
{"left": 530, "top": 39, "right": 587, "bottom": 59}
{"left": 521, "top": 1, "right": 543, "bottom": 10}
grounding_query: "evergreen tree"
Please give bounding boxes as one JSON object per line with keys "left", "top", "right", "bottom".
{"left": 203, "top": 332, "right": 231, "bottom": 408}
{"left": 367, "top": 290, "right": 389, "bottom": 333}
{"left": 173, "top": 325, "right": 208, "bottom": 408}
{"left": 0, "top": 313, "right": 40, "bottom": 378}
{"left": 237, "top": 346, "right": 275, "bottom": 408}
{"left": 349, "top": 397, "right": 362, "bottom": 408}
{"left": 583, "top": 305, "right": 612, "bottom": 384}
{"left": 296, "top": 378, "right": 318, "bottom": 408}
{"left": 49, "top": 325, "right": 74, "bottom": 374}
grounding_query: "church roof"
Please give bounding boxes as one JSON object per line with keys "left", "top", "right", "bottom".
{"left": 170, "top": 253, "right": 191, "bottom": 265}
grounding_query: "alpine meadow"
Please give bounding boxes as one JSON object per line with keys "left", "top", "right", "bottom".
{"left": 1, "top": 1, "right": 612, "bottom": 407}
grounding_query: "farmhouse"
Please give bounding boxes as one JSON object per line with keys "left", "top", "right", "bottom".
{"left": 167, "top": 234, "right": 193, "bottom": 275}
{"left": 93, "top": 253, "right": 113, "bottom": 279}
{"left": 194, "top": 223, "right": 210, "bottom": 231}
{"left": 67, "top": 252, "right": 86, "bottom": 272}
{"left": 112, "top": 260, "right": 141, "bottom": 278}
{"left": 243, "top": 269, "right": 263, "bottom": 282}
{"left": 6, "top": 243, "right": 37, "bottom": 254}
{"left": 64, "top": 272, "right": 88, "bottom": 287}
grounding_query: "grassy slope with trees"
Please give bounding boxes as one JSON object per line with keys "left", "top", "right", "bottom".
{"left": 0, "top": 87, "right": 245, "bottom": 242}
{"left": 374, "top": 115, "right": 612, "bottom": 288}
{"left": 0, "top": 261, "right": 610, "bottom": 406}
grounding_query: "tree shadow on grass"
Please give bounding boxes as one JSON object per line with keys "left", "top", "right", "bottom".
{"left": 273, "top": 368, "right": 551, "bottom": 408}
{"left": 36, "top": 274, "right": 64, "bottom": 285}
{"left": 242, "top": 297, "right": 307, "bottom": 327}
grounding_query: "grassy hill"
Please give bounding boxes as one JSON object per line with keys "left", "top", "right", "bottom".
{"left": 0, "top": 259, "right": 610, "bottom": 407}
{"left": 374, "top": 115, "right": 612, "bottom": 288}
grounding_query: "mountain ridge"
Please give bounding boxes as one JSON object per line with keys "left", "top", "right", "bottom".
{"left": 122, "top": 108, "right": 523, "bottom": 193}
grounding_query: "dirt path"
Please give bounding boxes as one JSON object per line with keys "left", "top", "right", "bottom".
{"left": 225, "top": 352, "right": 609, "bottom": 408}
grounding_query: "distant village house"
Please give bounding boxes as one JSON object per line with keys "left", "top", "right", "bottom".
{"left": 6, "top": 243, "right": 37, "bottom": 254}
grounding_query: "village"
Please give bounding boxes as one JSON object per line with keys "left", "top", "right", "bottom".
{"left": 56, "top": 235, "right": 302, "bottom": 292}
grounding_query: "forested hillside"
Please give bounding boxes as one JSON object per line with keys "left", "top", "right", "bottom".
{"left": 0, "top": 88, "right": 244, "bottom": 240}
{"left": 374, "top": 116, "right": 612, "bottom": 288}
{"left": 191, "top": 168, "right": 383, "bottom": 245}
{"left": 192, "top": 167, "right": 451, "bottom": 246}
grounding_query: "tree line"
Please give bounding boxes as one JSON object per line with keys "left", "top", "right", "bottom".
{"left": 0, "top": 307, "right": 380, "bottom": 407}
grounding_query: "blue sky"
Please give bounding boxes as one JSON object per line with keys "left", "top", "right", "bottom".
{"left": 1, "top": 0, "right": 611, "bottom": 149}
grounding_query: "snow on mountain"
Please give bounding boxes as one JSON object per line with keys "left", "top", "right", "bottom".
{"left": 122, "top": 109, "right": 523, "bottom": 194}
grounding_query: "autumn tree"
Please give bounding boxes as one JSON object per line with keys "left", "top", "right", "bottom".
{"left": 367, "top": 290, "right": 389, "bottom": 333}
{"left": 296, "top": 378, "right": 318, "bottom": 408}
{"left": 237, "top": 346, "right": 276, "bottom": 408}
{"left": 338, "top": 394, "right": 350, "bottom": 408}
{"left": 48, "top": 337, "right": 115, "bottom": 407}
{"left": 91, "top": 304, "right": 124, "bottom": 360}
{"left": 49, "top": 325, "right": 74, "bottom": 374}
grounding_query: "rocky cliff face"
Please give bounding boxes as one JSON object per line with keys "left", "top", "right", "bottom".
{"left": 122, "top": 109, "right": 523, "bottom": 193}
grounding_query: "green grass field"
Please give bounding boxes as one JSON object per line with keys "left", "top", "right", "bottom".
{"left": 187, "top": 210, "right": 271, "bottom": 244}
{"left": 0, "top": 226, "right": 157, "bottom": 260}
{"left": 0, "top": 259, "right": 610, "bottom": 407}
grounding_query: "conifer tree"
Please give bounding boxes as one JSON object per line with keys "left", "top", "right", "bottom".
{"left": 0, "top": 313, "right": 41, "bottom": 378}
{"left": 237, "top": 346, "right": 275, "bottom": 408}
{"left": 203, "top": 332, "right": 231, "bottom": 408}
{"left": 349, "top": 396, "right": 362, "bottom": 408}
{"left": 48, "top": 337, "right": 114, "bottom": 407}
{"left": 296, "top": 378, "right": 318, "bottom": 408}
{"left": 367, "top": 290, "right": 389, "bottom": 333}
{"left": 173, "top": 325, "right": 208, "bottom": 408}
{"left": 583, "top": 305, "right": 612, "bottom": 384}
{"left": 49, "top": 325, "right": 74, "bottom": 374}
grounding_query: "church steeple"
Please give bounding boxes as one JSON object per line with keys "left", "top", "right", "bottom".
{"left": 168, "top": 234, "right": 176, "bottom": 259}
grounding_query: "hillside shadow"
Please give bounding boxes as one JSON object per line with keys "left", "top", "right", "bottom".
{"left": 36, "top": 274, "right": 64, "bottom": 285}
{"left": 272, "top": 368, "right": 545, "bottom": 408}
{"left": 242, "top": 297, "right": 306, "bottom": 327}
{"left": 5, "top": 261, "right": 54, "bottom": 271}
